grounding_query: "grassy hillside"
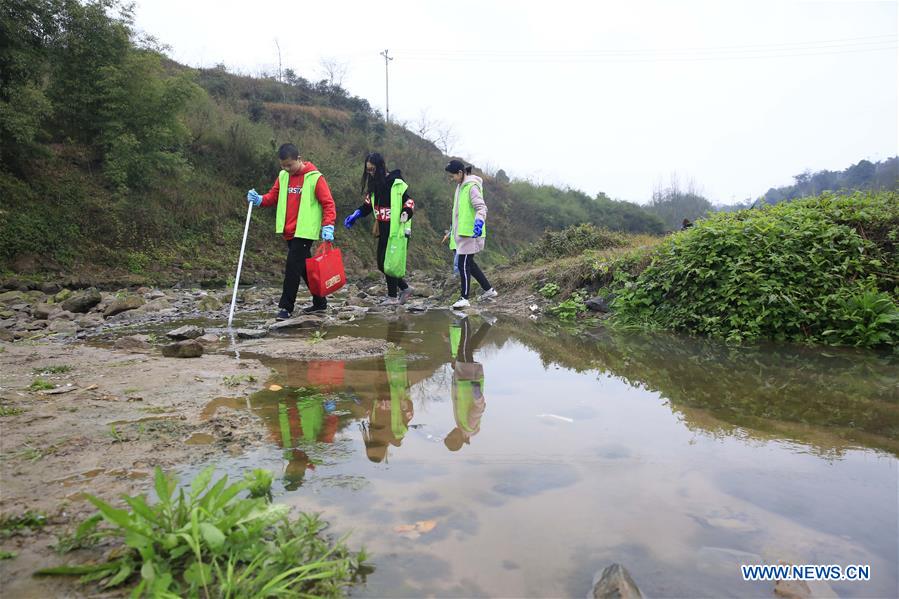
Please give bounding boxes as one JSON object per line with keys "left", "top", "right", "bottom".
{"left": 0, "top": 0, "right": 663, "bottom": 287}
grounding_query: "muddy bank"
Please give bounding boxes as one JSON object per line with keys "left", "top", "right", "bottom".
{"left": 0, "top": 317, "right": 396, "bottom": 596}
{"left": 0, "top": 339, "right": 274, "bottom": 597}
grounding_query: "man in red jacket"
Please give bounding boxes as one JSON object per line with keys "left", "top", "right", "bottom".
{"left": 247, "top": 143, "right": 337, "bottom": 319}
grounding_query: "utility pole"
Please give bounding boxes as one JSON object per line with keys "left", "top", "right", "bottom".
{"left": 379, "top": 49, "right": 393, "bottom": 123}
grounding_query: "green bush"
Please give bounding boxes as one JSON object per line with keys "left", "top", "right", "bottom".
{"left": 611, "top": 191, "right": 899, "bottom": 348}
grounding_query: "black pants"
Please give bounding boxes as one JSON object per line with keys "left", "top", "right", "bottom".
{"left": 455, "top": 317, "right": 492, "bottom": 362}
{"left": 376, "top": 221, "right": 409, "bottom": 298}
{"left": 280, "top": 237, "right": 326, "bottom": 313}
{"left": 458, "top": 253, "right": 491, "bottom": 299}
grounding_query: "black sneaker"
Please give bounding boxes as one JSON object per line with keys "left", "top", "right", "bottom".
{"left": 301, "top": 304, "right": 328, "bottom": 314}
{"left": 276, "top": 309, "right": 291, "bottom": 320}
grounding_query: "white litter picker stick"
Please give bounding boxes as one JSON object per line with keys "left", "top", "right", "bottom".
{"left": 227, "top": 202, "right": 253, "bottom": 329}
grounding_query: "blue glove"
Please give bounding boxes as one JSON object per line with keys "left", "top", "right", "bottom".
{"left": 321, "top": 225, "right": 334, "bottom": 241}
{"left": 343, "top": 209, "right": 362, "bottom": 229}
{"left": 246, "top": 189, "right": 262, "bottom": 207}
{"left": 472, "top": 218, "right": 484, "bottom": 238}
{"left": 324, "top": 399, "right": 336, "bottom": 413}
{"left": 453, "top": 251, "right": 459, "bottom": 274}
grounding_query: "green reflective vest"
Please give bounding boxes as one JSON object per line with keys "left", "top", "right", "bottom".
{"left": 450, "top": 181, "right": 485, "bottom": 250}
{"left": 454, "top": 380, "right": 484, "bottom": 433}
{"left": 449, "top": 324, "right": 461, "bottom": 358}
{"left": 277, "top": 169, "right": 323, "bottom": 240}
{"left": 373, "top": 178, "right": 411, "bottom": 238}
{"left": 383, "top": 351, "right": 410, "bottom": 440}
{"left": 298, "top": 398, "right": 324, "bottom": 442}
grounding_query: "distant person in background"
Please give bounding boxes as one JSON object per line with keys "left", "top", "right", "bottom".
{"left": 681, "top": 218, "right": 693, "bottom": 230}
{"left": 246, "top": 143, "right": 336, "bottom": 320}
{"left": 343, "top": 152, "right": 416, "bottom": 305}
{"left": 445, "top": 160, "right": 497, "bottom": 309}
{"left": 445, "top": 314, "right": 491, "bottom": 452}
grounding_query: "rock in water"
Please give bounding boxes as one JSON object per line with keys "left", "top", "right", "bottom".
{"left": 269, "top": 316, "right": 324, "bottom": 331}
{"left": 591, "top": 563, "right": 642, "bottom": 599}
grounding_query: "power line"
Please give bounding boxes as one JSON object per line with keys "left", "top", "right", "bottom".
{"left": 387, "top": 34, "right": 897, "bottom": 64}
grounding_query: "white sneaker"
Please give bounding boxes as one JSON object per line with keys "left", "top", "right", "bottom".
{"left": 380, "top": 296, "right": 399, "bottom": 306}
{"left": 452, "top": 298, "right": 471, "bottom": 309}
{"left": 398, "top": 287, "right": 414, "bottom": 305}
{"left": 479, "top": 288, "right": 498, "bottom": 300}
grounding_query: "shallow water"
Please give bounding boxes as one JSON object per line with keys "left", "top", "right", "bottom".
{"left": 190, "top": 311, "right": 897, "bottom": 598}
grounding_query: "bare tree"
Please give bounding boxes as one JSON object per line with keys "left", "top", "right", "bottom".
{"left": 319, "top": 57, "right": 348, "bottom": 87}
{"left": 415, "top": 108, "right": 433, "bottom": 139}
{"left": 434, "top": 124, "right": 457, "bottom": 155}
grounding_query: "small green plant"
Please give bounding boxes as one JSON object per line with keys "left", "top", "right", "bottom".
{"left": 309, "top": 330, "right": 327, "bottom": 345}
{"left": 0, "top": 550, "right": 16, "bottom": 560}
{"left": 550, "top": 291, "right": 587, "bottom": 321}
{"left": 54, "top": 514, "right": 104, "bottom": 554}
{"left": 823, "top": 289, "right": 899, "bottom": 347}
{"left": 109, "top": 425, "right": 124, "bottom": 443}
{"left": 243, "top": 469, "right": 274, "bottom": 501}
{"left": 29, "top": 378, "right": 55, "bottom": 391}
{"left": 32, "top": 365, "right": 73, "bottom": 375}
{"left": 539, "top": 283, "right": 560, "bottom": 298}
{"left": 0, "top": 405, "right": 25, "bottom": 416}
{"left": 14, "top": 442, "right": 60, "bottom": 462}
{"left": 38, "top": 466, "right": 368, "bottom": 597}
{"left": 1, "top": 511, "right": 47, "bottom": 537}
{"left": 123, "top": 387, "right": 140, "bottom": 395}
{"left": 222, "top": 374, "right": 257, "bottom": 387}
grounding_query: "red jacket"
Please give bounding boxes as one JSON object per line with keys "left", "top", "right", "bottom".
{"left": 261, "top": 161, "right": 337, "bottom": 240}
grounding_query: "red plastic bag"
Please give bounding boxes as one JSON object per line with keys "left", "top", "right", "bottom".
{"left": 307, "top": 360, "right": 346, "bottom": 388}
{"left": 306, "top": 242, "right": 346, "bottom": 297}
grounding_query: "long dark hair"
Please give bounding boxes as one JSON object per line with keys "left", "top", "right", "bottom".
{"left": 445, "top": 159, "right": 472, "bottom": 175}
{"left": 361, "top": 152, "right": 388, "bottom": 197}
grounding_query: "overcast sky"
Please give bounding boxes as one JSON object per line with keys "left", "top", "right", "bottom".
{"left": 133, "top": 0, "right": 897, "bottom": 204}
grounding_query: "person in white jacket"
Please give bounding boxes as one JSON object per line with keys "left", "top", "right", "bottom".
{"left": 445, "top": 160, "right": 497, "bottom": 309}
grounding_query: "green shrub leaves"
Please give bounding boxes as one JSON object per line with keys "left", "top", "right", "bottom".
{"left": 611, "top": 192, "right": 898, "bottom": 348}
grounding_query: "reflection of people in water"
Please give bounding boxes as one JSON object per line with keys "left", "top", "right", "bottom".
{"left": 445, "top": 315, "right": 491, "bottom": 451}
{"left": 274, "top": 391, "right": 340, "bottom": 490}
{"left": 362, "top": 350, "right": 414, "bottom": 462}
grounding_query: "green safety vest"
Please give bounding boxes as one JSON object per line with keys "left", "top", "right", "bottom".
{"left": 454, "top": 381, "right": 482, "bottom": 433}
{"left": 450, "top": 181, "right": 485, "bottom": 250}
{"left": 278, "top": 402, "right": 292, "bottom": 449}
{"left": 383, "top": 351, "right": 410, "bottom": 440}
{"left": 449, "top": 324, "right": 461, "bottom": 358}
{"left": 298, "top": 398, "right": 324, "bottom": 443}
{"left": 381, "top": 179, "right": 412, "bottom": 278}
{"left": 373, "top": 178, "right": 411, "bottom": 238}
{"left": 277, "top": 169, "right": 323, "bottom": 240}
